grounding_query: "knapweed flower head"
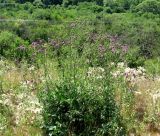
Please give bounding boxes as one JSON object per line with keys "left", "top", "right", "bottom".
{"left": 98, "top": 44, "right": 106, "bottom": 57}
{"left": 89, "top": 32, "right": 97, "bottom": 43}
{"left": 31, "top": 39, "right": 44, "bottom": 48}
{"left": 49, "top": 39, "right": 57, "bottom": 46}
{"left": 109, "top": 35, "right": 119, "bottom": 43}
{"left": 49, "top": 39, "right": 67, "bottom": 49}
{"left": 17, "top": 45, "right": 26, "bottom": 51}
{"left": 31, "top": 41, "right": 39, "bottom": 48}
{"left": 110, "top": 45, "right": 116, "bottom": 53}
{"left": 121, "top": 45, "right": 129, "bottom": 53}
{"left": 37, "top": 48, "right": 45, "bottom": 53}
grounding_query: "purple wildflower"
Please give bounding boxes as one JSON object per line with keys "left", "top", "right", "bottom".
{"left": 109, "top": 45, "right": 116, "bottom": 53}
{"left": 31, "top": 41, "right": 39, "bottom": 48}
{"left": 98, "top": 44, "right": 106, "bottom": 54}
{"left": 38, "top": 39, "right": 44, "bottom": 45}
{"left": 110, "top": 35, "right": 119, "bottom": 43}
{"left": 121, "top": 45, "right": 129, "bottom": 53}
{"left": 37, "top": 48, "right": 45, "bottom": 53}
{"left": 17, "top": 45, "right": 26, "bottom": 50}
{"left": 50, "top": 40, "right": 57, "bottom": 46}
{"left": 49, "top": 39, "right": 61, "bottom": 49}
{"left": 111, "top": 48, "right": 116, "bottom": 53}
{"left": 31, "top": 39, "right": 44, "bottom": 48}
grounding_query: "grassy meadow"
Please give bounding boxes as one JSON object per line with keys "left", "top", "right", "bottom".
{"left": 0, "top": 1, "right": 160, "bottom": 135}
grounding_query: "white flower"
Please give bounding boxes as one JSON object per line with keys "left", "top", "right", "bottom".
{"left": 138, "top": 66, "right": 146, "bottom": 72}
{"left": 150, "top": 92, "right": 160, "bottom": 105}
{"left": 29, "top": 66, "right": 35, "bottom": 71}
{"left": 110, "top": 62, "right": 115, "bottom": 66}
{"left": 117, "top": 62, "right": 125, "bottom": 68}
{"left": 87, "top": 67, "right": 105, "bottom": 79}
{"left": 111, "top": 70, "right": 121, "bottom": 78}
{"left": 124, "top": 67, "right": 131, "bottom": 74}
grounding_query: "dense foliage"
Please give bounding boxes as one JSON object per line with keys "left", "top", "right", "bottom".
{"left": 1, "top": 0, "right": 160, "bottom": 9}
{"left": 42, "top": 75, "right": 125, "bottom": 135}
{"left": 0, "top": 0, "right": 160, "bottom": 135}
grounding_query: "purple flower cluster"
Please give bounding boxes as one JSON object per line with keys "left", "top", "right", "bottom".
{"left": 98, "top": 44, "right": 106, "bottom": 57}
{"left": 49, "top": 39, "right": 69, "bottom": 49}
{"left": 31, "top": 39, "right": 44, "bottom": 48}
{"left": 17, "top": 45, "right": 26, "bottom": 51}
{"left": 88, "top": 32, "right": 98, "bottom": 43}
{"left": 31, "top": 39, "right": 46, "bottom": 53}
{"left": 108, "top": 35, "right": 129, "bottom": 54}
{"left": 109, "top": 35, "right": 119, "bottom": 44}
{"left": 110, "top": 46, "right": 116, "bottom": 53}
{"left": 49, "top": 39, "right": 60, "bottom": 49}
{"left": 121, "top": 45, "right": 129, "bottom": 53}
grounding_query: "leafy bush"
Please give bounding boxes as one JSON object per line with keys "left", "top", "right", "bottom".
{"left": 42, "top": 75, "right": 126, "bottom": 135}
{"left": 63, "top": 0, "right": 103, "bottom": 7}
{"left": 32, "top": 9, "right": 52, "bottom": 20}
{"left": 33, "top": 0, "right": 44, "bottom": 7}
{"left": 40, "top": 43, "right": 126, "bottom": 135}
{"left": 103, "top": 0, "right": 124, "bottom": 13}
{"left": 22, "top": 2, "right": 34, "bottom": 13}
{"left": 135, "top": 0, "right": 160, "bottom": 14}
{"left": 76, "top": 3, "right": 104, "bottom": 13}
{"left": 29, "top": 27, "right": 51, "bottom": 41}
{"left": 42, "top": 0, "right": 63, "bottom": 5}
{"left": 104, "top": 6, "right": 112, "bottom": 13}
{"left": 145, "top": 58, "right": 160, "bottom": 76}
{"left": 0, "top": 31, "right": 28, "bottom": 59}
{"left": 126, "top": 47, "right": 145, "bottom": 68}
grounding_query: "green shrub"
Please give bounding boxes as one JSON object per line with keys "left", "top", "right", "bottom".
{"left": 41, "top": 75, "right": 126, "bottom": 135}
{"left": 0, "top": 31, "right": 28, "bottom": 59}
{"left": 104, "top": 6, "right": 112, "bottom": 13}
{"left": 41, "top": 42, "right": 126, "bottom": 135}
{"left": 30, "top": 27, "right": 50, "bottom": 41}
{"left": 103, "top": 0, "right": 125, "bottom": 13}
{"left": 32, "top": 9, "right": 52, "bottom": 20}
{"left": 145, "top": 58, "right": 160, "bottom": 76}
{"left": 33, "top": 0, "right": 44, "bottom": 7}
{"left": 42, "top": 0, "right": 63, "bottom": 5}
{"left": 135, "top": 0, "right": 160, "bottom": 14}
{"left": 90, "top": 4, "right": 104, "bottom": 13}
{"left": 126, "top": 47, "right": 145, "bottom": 68}
{"left": 22, "top": 2, "right": 34, "bottom": 13}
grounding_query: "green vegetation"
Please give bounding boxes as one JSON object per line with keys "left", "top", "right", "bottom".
{"left": 0, "top": 0, "right": 160, "bottom": 136}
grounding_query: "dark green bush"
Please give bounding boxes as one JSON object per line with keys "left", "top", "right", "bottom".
{"left": 32, "top": 9, "right": 52, "bottom": 20}
{"left": 135, "top": 0, "right": 160, "bottom": 14}
{"left": 42, "top": 75, "right": 126, "bottom": 136}
{"left": 104, "top": 6, "right": 112, "bottom": 13}
{"left": 22, "top": 2, "right": 34, "bottom": 13}
{"left": 29, "top": 27, "right": 51, "bottom": 41}
{"left": 103, "top": 0, "right": 125, "bottom": 13}
{"left": 90, "top": 4, "right": 104, "bottom": 13}
{"left": 0, "top": 31, "right": 28, "bottom": 59}
{"left": 42, "top": 0, "right": 63, "bottom": 5}
{"left": 145, "top": 58, "right": 160, "bottom": 76}
{"left": 126, "top": 47, "right": 145, "bottom": 68}
{"left": 33, "top": 0, "right": 44, "bottom": 7}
